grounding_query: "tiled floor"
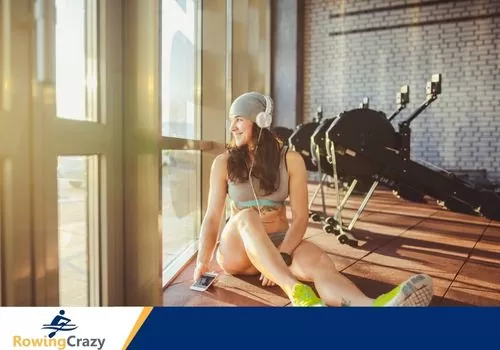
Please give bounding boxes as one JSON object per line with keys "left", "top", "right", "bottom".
{"left": 163, "top": 182, "right": 500, "bottom": 306}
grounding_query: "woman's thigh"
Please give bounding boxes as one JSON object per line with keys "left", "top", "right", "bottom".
{"left": 216, "top": 217, "right": 259, "bottom": 275}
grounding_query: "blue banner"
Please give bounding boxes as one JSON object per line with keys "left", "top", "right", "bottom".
{"left": 128, "top": 307, "right": 500, "bottom": 349}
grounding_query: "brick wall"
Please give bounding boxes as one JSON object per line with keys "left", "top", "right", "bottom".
{"left": 303, "top": 0, "right": 500, "bottom": 182}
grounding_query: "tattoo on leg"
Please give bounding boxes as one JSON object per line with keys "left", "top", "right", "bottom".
{"left": 341, "top": 298, "right": 352, "bottom": 307}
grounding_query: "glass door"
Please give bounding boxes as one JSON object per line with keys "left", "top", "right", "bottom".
{"left": 32, "top": 0, "right": 124, "bottom": 306}
{"left": 160, "top": 0, "right": 203, "bottom": 285}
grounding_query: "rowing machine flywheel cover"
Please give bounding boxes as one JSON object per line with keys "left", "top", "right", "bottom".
{"left": 326, "top": 108, "right": 398, "bottom": 179}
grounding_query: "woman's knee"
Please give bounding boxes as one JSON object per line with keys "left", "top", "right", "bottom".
{"left": 290, "top": 242, "right": 335, "bottom": 279}
{"left": 231, "top": 208, "right": 266, "bottom": 236}
{"left": 232, "top": 208, "right": 259, "bottom": 224}
{"left": 295, "top": 246, "right": 327, "bottom": 268}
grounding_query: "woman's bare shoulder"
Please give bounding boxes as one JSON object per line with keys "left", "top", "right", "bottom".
{"left": 211, "top": 152, "right": 229, "bottom": 173}
{"left": 285, "top": 149, "right": 306, "bottom": 172}
{"left": 214, "top": 151, "right": 229, "bottom": 163}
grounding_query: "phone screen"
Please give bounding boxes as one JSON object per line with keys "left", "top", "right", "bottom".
{"left": 197, "top": 275, "right": 215, "bottom": 287}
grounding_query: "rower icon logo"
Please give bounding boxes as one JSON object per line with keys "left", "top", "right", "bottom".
{"left": 41, "top": 309, "right": 78, "bottom": 338}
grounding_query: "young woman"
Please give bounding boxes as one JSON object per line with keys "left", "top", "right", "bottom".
{"left": 193, "top": 91, "right": 434, "bottom": 307}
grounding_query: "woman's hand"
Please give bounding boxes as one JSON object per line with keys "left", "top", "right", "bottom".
{"left": 193, "top": 262, "right": 210, "bottom": 282}
{"left": 259, "top": 273, "right": 277, "bottom": 287}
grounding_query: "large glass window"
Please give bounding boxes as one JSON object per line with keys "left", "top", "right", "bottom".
{"left": 55, "top": 0, "right": 98, "bottom": 121}
{"left": 54, "top": 0, "right": 101, "bottom": 306}
{"left": 161, "top": 0, "right": 201, "bottom": 285}
{"left": 162, "top": 150, "right": 200, "bottom": 267}
{"left": 161, "top": 0, "right": 198, "bottom": 139}
{"left": 57, "top": 156, "right": 99, "bottom": 306}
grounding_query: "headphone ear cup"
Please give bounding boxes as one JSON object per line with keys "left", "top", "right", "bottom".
{"left": 256, "top": 112, "right": 272, "bottom": 129}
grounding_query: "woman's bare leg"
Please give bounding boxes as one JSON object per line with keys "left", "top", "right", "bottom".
{"left": 289, "top": 241, "right": 374, "bottom": 306}
{"left": 217, "top": 208, "right": 298, "bottom": 297}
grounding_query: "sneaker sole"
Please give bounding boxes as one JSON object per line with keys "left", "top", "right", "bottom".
{"left": 397, "top": 274, "right": 434, "bottom": 307}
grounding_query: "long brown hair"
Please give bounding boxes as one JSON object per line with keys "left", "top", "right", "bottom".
{"left": 226, "top": 124, "right": 283, "bottom": 195}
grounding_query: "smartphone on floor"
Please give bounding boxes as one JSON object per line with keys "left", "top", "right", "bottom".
{"left": 190, "top": 272, "right": 218, "bottom": 292}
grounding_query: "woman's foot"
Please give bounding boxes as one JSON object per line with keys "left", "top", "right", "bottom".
{"left": 373, "top": 274, "right": 434, "bottom": 307}
{"left": 290, "top": 283, "right": 326, "bottom": 307}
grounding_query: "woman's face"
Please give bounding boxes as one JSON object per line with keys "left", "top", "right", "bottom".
{"left": 229, "top": 116, "right": 254, "bottom": 147}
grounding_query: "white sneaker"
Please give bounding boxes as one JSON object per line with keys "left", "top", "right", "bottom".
{"left": 373, "top": 274, "right": 434, "bottom": 307}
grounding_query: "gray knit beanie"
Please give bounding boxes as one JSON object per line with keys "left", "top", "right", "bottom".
{"left": 229, "top": 92, "right": 272, "bottom": 124}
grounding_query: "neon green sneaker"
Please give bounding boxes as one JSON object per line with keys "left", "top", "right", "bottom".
{"left": 291, "top": 283, "right": 326, "bottom": 307}
{"left": 373, "top": 273, "right": 433, "bottom": 307}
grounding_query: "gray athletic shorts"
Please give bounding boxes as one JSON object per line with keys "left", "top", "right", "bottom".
{"left": 268, "top": 231, "right": 286, "bottom": 247}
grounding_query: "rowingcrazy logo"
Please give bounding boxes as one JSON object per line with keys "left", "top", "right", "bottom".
{"left": 13, "top": 310, "right": 106, "bottom": 350}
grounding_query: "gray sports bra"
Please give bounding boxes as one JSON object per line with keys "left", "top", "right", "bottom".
{"left": 227, "top": 145, "right": 289, "bottom": 209}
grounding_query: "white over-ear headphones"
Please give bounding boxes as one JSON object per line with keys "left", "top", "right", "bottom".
{"left": 255, "top": 95, "right": 273, "bottom": 129}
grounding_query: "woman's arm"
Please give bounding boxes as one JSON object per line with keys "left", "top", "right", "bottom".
{"left": 278, "top": 151, "right": 310, "bottom": 255}
{"left": 196, "top": 153, "right": 229, "bottom": 268}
